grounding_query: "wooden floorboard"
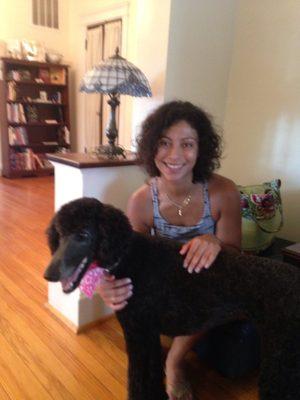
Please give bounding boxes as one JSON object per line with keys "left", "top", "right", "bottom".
{"left": 0, "top": 176, "right": 259, "bottom": 399}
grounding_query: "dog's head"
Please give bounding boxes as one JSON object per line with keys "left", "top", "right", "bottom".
{"left": 44, "top": 197, "right": 133, "bottom": 293}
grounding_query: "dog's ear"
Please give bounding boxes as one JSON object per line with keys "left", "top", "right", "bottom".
{"left": 96, "top": 204, "right": 133, "bottom": 266}
{"left": 46, "top": 216, "right": 60, "bottom": 254}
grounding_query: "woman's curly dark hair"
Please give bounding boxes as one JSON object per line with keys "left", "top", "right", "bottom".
{"left": 136, "top": 100, "right": 223, "bottom": 182}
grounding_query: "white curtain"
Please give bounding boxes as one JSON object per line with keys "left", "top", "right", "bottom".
{"left": 83, "top": 20, "right": 122, "bottom": 151}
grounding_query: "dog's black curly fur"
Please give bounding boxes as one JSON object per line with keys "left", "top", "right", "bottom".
{"left": 44, "top": 198, "right": 300, "bottom": 400}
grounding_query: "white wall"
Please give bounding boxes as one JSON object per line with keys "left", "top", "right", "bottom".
{"left": 222, "top": 0, "right": 300, "bottom": 241}
{"left": 164, "top": 0, "right": 238, "bottom": 125}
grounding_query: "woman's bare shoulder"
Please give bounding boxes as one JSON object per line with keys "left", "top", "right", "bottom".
{"left": 208, "top": 174, "right": 241, "bottom": 223}
{"left": 208, "top": 174, "right": 240, "bottom": 212}
{"left": 127, "top": 182, "right": 153, "bottom": 232}
{"left": 128, "top": 183, "right": 152, "bottom": 206}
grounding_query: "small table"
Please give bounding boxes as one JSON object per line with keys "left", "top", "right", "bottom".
{"left": 282, "top": 242, "right": 300, "bottom": 267}
{"left": 257, "top": 237, "right": 299, "bottom": 267}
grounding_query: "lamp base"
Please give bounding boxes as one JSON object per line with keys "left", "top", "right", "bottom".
{"left": 94, "top": 144, "right": 126, "bottom": 159}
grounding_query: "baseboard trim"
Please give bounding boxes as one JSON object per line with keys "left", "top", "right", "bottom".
{"left": 45, "top": 302, "right": 113, "bottom": 334}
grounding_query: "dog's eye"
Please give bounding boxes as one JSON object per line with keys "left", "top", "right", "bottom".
{"left": 76, "top": 231, "right": 91, "bottom": 241}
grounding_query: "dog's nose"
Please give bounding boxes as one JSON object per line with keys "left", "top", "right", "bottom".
{"left": 44, "top": 237, "right": 70, "bottom": 281}
{"left": 44, "top": 260, "right": 61, "bottom": 282}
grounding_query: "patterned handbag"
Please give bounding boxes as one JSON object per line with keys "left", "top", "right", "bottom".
{"left": 238, "top": 179, "right": 283, "bottom": 253}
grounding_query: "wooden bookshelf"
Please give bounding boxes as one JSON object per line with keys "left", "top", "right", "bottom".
{"left": 0, "top": 57, "right": 71, "bottom": 178}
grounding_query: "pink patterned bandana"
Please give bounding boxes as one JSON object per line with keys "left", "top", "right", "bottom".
{"left": 79, "top": 262, "right": 104, "bottom": 298}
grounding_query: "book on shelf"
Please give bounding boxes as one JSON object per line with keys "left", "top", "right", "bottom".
{"left": 18, "top": 103, "right": 27, "bottom": 123}
{"left": 25, "top": 149, "right": 35, "bottom": 170}
{"left": 7, "top": 81, "right": 17, "bottom": 101}
{"left": 9, "top": 149, "right": 54, "bottom": 171}
{"left": 44, "top": 119, "right": 58, "bottom": 124}
{"left": 7, "top": 103, "right": 27, "bottom": 123}
{"left": 32, "top": 153, "right": 44, "bottom": 168}
{"left": 36, "top": 154, "right": 53, "bottom": 169}
{"left": 38, "top": 68, "right": 50, "bottom": 83}
{"left": 25, "top": 104, "right": 39, "bottom": 122}
{"left": 6, "top": 103, "right": 12, "bottom": 121}
{"left": 50, "top": 91, "right": 62, "bottom": 103}
{"left": 49, "top": 67, "right": 66, "bottom": 85}
{"left": 42, "top": 141, "right": 59, "bottom": 146}
{"left": 57, "top": 107, "right": 64, "bottom": 122}
{"left": 7, "top": 70, "right": 18, "bottom": 81}
{"left": 9, "top": 149, "right": 33, "bottom": 170}
{"left": 20, "top": 69, "right": 32, "bottom": 81}
{"left": 8, "top": 126, "right": 28, "bottom": 145}
{"left": 9, "top": 149, "right": 26, "bottom": 171}
{"left": 58, "top": 126, "right": 71, "bottom": 146}
{"left": 7, "top": 69, "right": 31, "bottom": 81}
{"left": 12, "top": 103, "right": 19, "bottom": 122}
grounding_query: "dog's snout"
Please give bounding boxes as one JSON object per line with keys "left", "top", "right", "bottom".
{"left": 44, "top": 263, "right": 60, "bottom": 282}
{"left": 44, "top": 250, "right": 64, "bottom": 282}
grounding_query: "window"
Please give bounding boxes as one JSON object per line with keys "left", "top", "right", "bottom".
{"left": 32, "top": 0, "right": 59, "bottom": 29}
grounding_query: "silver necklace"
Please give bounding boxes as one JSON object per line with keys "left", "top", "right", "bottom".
{"left": 165, "top": 192, "right": 192, "bottom": 217}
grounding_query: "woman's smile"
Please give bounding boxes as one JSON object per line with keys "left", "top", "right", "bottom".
{"left": 164, "top": 162, "right": 185, "bottom": 170}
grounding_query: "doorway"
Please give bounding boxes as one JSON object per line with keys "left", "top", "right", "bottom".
{"left": 84, "top": 19, "right": 122, "bottom": 151}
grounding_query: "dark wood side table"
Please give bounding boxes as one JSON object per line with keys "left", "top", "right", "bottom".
{"left": 256, "top": 237, "right": 299, "bottom": 267}
{"left": 282, "top": 242, "right": 300, "bottom": 267}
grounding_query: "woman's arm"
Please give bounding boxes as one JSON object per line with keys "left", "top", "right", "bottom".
{"left": 95, "top": 185, "right": 152, "bottom": 310}
{"left": 212, "top": 177, "right": 242, "bottom": 252}
{"left": 180, "top": 176, "right": 241, "bottom": 273}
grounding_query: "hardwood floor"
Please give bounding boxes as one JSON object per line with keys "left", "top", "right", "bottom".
{"left": 0, "top": 176, "right": 259, "bottom": 399}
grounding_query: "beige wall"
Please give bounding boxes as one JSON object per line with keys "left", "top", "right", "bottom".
{"left": 222, "top": 0, "right": 300, "bottom": 241}
{"left": 165, "top": 0, "right": 238, "bottom": 125}
{"left": 0, "top": 0, "right": 70, "bottom": 60}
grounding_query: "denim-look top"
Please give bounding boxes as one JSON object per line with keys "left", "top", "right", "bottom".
{"left": 150, "top": 178, "right": 216, "bottom": 243}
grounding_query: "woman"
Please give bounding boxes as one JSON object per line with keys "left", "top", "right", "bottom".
{"left": 97, "top": 101, "right": 241, "bottom": 400}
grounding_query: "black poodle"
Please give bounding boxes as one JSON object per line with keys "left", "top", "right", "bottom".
{"left": 44, "top": 198, "right": 300, "bottom": 400}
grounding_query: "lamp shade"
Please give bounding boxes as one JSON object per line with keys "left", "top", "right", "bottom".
{"left": 80, "top": 49, "right": 152, "bottom": 97}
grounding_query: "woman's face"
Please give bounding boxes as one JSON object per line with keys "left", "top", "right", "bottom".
{"left": 154, "top": 120, "right": 199, "bottom": 183}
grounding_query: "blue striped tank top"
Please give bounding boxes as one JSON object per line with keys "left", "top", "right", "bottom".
{"left": 150, "top": 178, "right": 216, "bottom": 243}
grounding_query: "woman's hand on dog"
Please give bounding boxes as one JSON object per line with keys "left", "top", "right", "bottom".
{"left": 96, "top": 271, "right": 133, "bottom": 311}
{"left": 180, "top": 234, "right": 222, "bottom": 273}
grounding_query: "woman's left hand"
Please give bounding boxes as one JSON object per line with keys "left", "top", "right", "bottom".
{"left": 179, "top": 234, "right": 222, "bottom": 273}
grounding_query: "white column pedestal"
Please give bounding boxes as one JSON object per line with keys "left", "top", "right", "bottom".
{"left": 47, "top": 153, "right": 145, "bottom": 331}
